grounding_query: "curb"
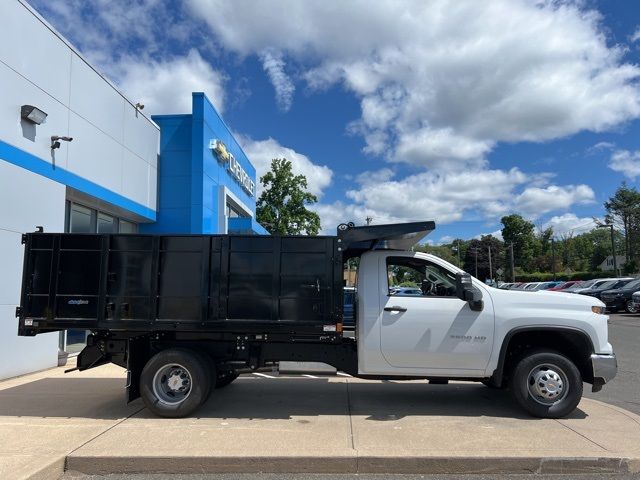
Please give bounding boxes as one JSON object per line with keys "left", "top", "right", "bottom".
{"left": 65, "top": 455, "right": 640, "bottom": 476}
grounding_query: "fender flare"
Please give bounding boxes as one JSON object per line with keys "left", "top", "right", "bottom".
{"left": 490, "top": 325, "right": 595, "bottom": 386}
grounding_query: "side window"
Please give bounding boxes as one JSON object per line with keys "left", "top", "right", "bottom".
{"left": 387, "top": 257, "right": 457, "bottom": 297}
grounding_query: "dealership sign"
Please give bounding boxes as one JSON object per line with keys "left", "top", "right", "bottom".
{"left": 209, "top": 139, "right": 255, "bottom": 197}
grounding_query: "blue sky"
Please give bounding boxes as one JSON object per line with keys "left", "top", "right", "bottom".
{"left": 30, "top": 0, "right": 640, "bottom": 241}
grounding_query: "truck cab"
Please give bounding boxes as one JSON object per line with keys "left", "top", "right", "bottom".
{"left": 353, "top": 248, "right": 616, "bottom": 418}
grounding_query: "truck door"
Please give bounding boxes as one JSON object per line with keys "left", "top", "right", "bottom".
{"left": 379, "top": 254, "right": 494, "bottom": 373}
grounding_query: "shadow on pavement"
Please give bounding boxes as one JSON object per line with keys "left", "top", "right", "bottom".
{"left": 0, "top": 376, "right": 588, "bottom": 421}
{"left": 0, "top": 378, "right": 142, "bottom": 419}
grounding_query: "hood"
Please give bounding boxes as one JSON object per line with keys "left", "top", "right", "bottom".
{"left": 601, "top": 288, "right": 626, "bottom": 296}
{"left": 488, "top": 286, "right": 605, "bottom": 310}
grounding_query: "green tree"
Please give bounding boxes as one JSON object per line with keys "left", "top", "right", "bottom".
{"left": 501, "top": 214, "right": 537, "bottom": 273}
{"left": 604, "top": 182, "right": 640, "bottom": 264}
{"left": 256, "top": 158, "right": 321, "bottom": 235}
{"left": 463, "top": 235, "right": 504, "bottom": 281}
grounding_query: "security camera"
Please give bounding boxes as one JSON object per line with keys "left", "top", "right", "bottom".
{"left": 135, "top": 102, "right": 144, "bottom": 110}
{"left": 51, "top": 135, "right": 73, "bottom": 149}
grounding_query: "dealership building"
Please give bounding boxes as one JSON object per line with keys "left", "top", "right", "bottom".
{"left": 0, "top": 0, "right": 266, "bottom": 379}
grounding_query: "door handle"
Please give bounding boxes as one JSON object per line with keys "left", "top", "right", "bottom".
{"left": 384, "top": 306, "right": 407, "bottom": 312}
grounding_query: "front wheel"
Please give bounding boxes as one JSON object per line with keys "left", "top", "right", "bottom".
{"left": 511, "top": 351, "right": 582, "bottom": 419}
{"left": 626, "top": 300, "right": 638, "bottom": 313}
{"left": 140, "top": 348, "right": 213, "bottom": 418}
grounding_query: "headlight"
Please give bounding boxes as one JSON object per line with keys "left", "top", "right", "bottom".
{"left": 592, "top": 306, "right": 606, "bottom": 315}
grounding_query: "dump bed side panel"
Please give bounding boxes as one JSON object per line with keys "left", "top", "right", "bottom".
{"left": 18, "top": 232, "right": 341, "bottom": 335}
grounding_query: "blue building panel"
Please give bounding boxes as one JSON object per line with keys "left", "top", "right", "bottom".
{"left": 142, "top": 92, "right": 266, "bottom": 236}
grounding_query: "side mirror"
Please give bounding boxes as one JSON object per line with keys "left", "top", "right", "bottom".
{"left": 455, "top": 272, "right": 484, "bottom": 311}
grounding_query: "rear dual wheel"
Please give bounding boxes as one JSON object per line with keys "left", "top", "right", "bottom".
{"left": 140, "top": 348, "right": 215, "bottom": 418}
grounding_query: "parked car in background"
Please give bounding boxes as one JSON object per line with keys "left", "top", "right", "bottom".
{"left": 632, "top": 291, "right": 640, "bottom": 311}
{"left": 601, "top": 278, "right": 640, "bottom": 313}
{"left": 548, "top": 280, "right": 581, "bottom": 291}
{"left": 563, "top": 281, "right": 588, "bottom": 292}
{"left": 343, "top": 287, "right": 356, "bottom": 329}
{"left": 579, "top": 278, "right": 634, "bottom": 301}
{"left": 498, "top": 282, "right": 513, "bottom": 290}
{"left": 390, "top": 286, "right": 423, "bottom": 296}
{"left": 532, "top": 281, "right": 563, "bottom": 291}
{"left": 523, "top": 282, "right": 541, "bottom": 290}
{"left": 569, "top": 279, "right": 618, "bottom": 294}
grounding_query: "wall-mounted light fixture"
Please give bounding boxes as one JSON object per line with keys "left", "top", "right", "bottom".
{"left": 135, "top": 102, "right": 144, "bottom": 111}
{"left": 21, "top": 105, "right": 48, "bottom": 125}
{"left": 51, "top": 135, "right": 73, "bottom": 150}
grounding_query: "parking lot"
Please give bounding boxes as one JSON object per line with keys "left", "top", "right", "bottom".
{"left": 584, "top": 313, "right": 640, "bottom": 415}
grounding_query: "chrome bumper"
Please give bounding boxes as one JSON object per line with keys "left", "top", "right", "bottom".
{"left": 590, "top": 353, "right": 617, "bottom": 392}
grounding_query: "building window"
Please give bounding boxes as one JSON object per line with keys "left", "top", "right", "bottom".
{"left": 61, "top": 201, "right": 138, "bottom": 354}
{"left": 97, "top": 212, "right": 117, "bottom": 233}
{"left": 119, "top": 219, "right": 136, "bottom": 233}
{"left": 226, "top": 201, "right": 246, "bottom": 219}
{"left": 69, "top": 204, "right": 94, "bottom": 233}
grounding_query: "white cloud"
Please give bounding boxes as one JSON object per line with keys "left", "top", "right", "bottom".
{"left": 514, "top": 185, "right": 595, "bottom": 218}
{"left": 30, "top": 1, "right": 226, "bottom": 116}
{"left": 631, "top": 26, "right": 640, "bottom": 43}
{"left": 312, "top": 168, "right": 595, "bottom": 234}
{"left": 188, "top": 0, "right": 640, "bottom": 170}
{"left": 237, "top": 136, "right": 333, "bottom": 198}
{"left": 543, "top": 213, "right": 599, "bottom": 236}
{"left": 260, "top": 50, "right": 295, "bottom": 111}
{"left": 114, "top": 50, "right": 226, "bottom": 115}
{"left": 608, "top": 149, "right": 640, "bottom": 179}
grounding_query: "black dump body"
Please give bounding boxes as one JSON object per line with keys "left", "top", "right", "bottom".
{"left": 17, "top": 221, "right": 435, "bottom": 341}
{"left": 18, "top": 233, "right": 342, "bottom": 337}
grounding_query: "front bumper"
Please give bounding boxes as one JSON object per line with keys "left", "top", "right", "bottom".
{"left": 602, "top": 297, "right": 626, "bottom": 311}
{"left": 590, "top": 353, "right": 617, "bottom": 392}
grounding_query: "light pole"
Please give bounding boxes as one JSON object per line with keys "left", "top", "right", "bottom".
{"left": 452, "top": 240, "right": 461, "bottom": 268}
{"left": 488, "top": 246, "right": 493, "bottom": 285}
{"left": 509, "top": 242, "right": 515, "bottom": 283}
{"left": 469, "top": 247, "right": 479, "bottom": 278}
{"left": 551, "top": 238, "right": 556, "bottom": 281}
{"left": 598, "top": 224, "right": 617, "bottom": 277}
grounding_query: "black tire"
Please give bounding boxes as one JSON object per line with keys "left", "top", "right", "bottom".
{"left": 511, "top": 351, "right": 582, "bottom": 419}
{"left": 215, "top": 371, "right": 239, "bottom": 389}
{"left": 626, "top": 300, "right": 638, "bottom": 314}
{"left": 140, "top": 348, "right": 214, "bottom": 418}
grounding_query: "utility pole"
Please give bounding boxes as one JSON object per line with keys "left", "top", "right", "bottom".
{"left": 551, "top": 238, "right": 556, "bottom": 281}
{"left": 509, "top": 242, "right": 515, "bottom": 282}
{"left": 453, "top": 240, "right": 461, "bottom": 268}
{"left": 365, "top": 216, "right": 373, "bottom": 226}
{"left": 598, "top": 224, "right": 617, "bottom": 277}
{"left": 488, "top": 246, "right": 493, "bottom": 285}
{"left": 469, "top": 247, "right": 478, "bottom": 278}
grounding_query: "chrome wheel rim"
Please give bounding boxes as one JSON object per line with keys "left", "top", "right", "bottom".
{"left": 627, "top": 300, "right": 638, "bottom": 313}
{"left": 527, "top": 364, "right": 569, "bottom": 406}
{"left": 152, "top": 363, "right": 192, "bottom": 406}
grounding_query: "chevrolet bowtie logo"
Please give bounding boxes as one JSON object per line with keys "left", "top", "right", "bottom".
{"left": 210, "top": 139, "right": 231, "bottom": 163}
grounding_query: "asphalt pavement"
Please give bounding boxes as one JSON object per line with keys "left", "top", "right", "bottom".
{"left": 584, "top": 313, "right": 640, "bottom": 415}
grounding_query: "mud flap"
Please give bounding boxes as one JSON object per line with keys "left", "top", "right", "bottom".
{"left": 77, "top": 343, "right": 108, "bottom": 371}
{"left": 126, "top": 337, "right": 150, "bottom": 403}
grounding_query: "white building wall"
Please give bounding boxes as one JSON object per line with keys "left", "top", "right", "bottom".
{"left": 0, "top": 162, "right": 64, "bottom": 379}
{"left": 0, "top": 0, "right": 161, "bottom": 379}
{"left": 0, "top": 0, "right": 159, "bottom": 216}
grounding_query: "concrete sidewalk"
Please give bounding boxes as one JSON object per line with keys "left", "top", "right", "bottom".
{"left": 1, "top": 362, "right": 639, "bottom": 479}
